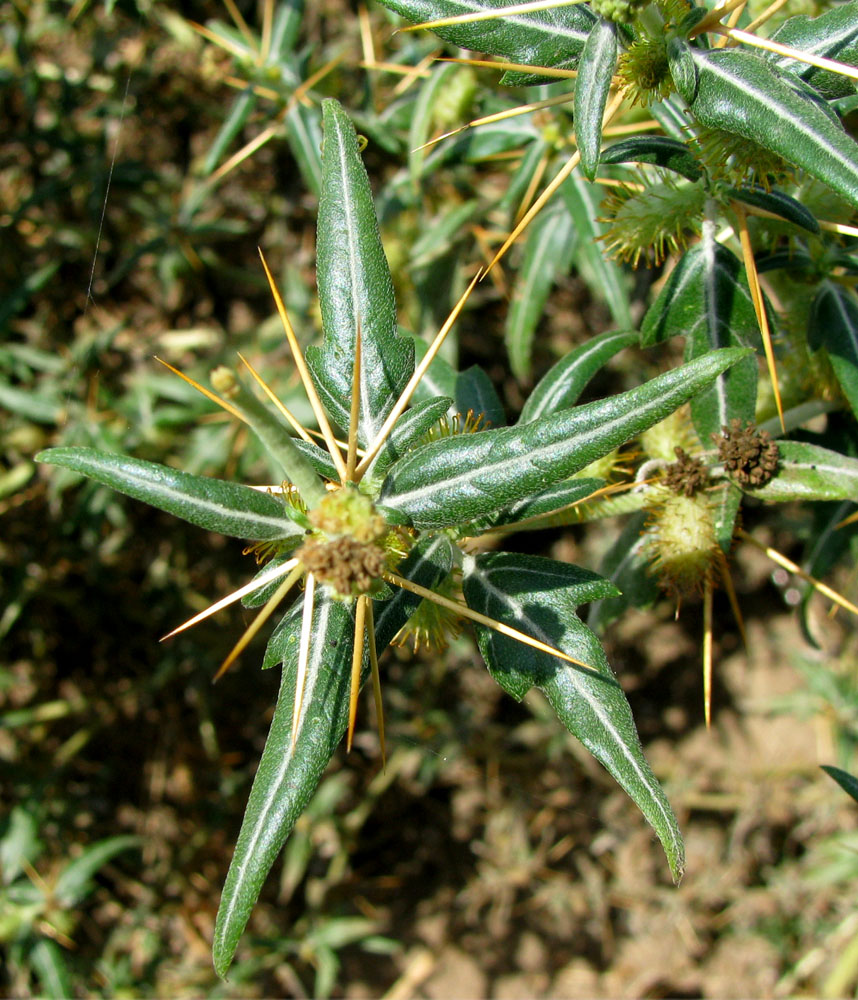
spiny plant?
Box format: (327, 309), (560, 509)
(38, 99), (749, 975)
(376, 0), (858, 413)
(373, 0), (858, 697)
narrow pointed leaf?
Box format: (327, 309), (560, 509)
(203, 88), (257, 177)
(727, 185), (820, 234)
(409, 334), (505, 426)
(380, 348), (749, 528)
(36, 447), (301, 541)
(809, 281), (858, 419)
(474, 477), (604, 532)
(798, 499), (858, 646)
(364, 397), (453, 484)
(454, 365), (506, 427)
(243, 556), (303, 609)
(267, 0), (304, 60)
(55, 835), (142, 907)
(506, 200), (579, 380)
(575, 19), (618, 181)
(713, 480), (743, 554)
(600, 136), (703, 181)
(499, 136), (550, 214)
(519, 328), (637, 423)
(667, 37), (698, 105)
(767, 1), (858, 78)
(463, 552), (684, 881)
(747, 440), (858, 501)
(373, 534), (456, 648)
(821, 764), (858, 805)
(561, 173), (632, 330)
(409, 62), (463, 185)
(29, 939), (72, 1000)
(285, 102), (323, 199)
(376, 0), (596, 76)
(229, 381), (326, 506)
(680, 48), (858, 209)
(308, 99), (414, 444)
(641, 238), (759, 442)
(292, 437), (340, 481)
(651, 94), (695, 140)
(213, 593), (356, 978)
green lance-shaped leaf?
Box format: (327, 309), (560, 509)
(225, 372), (327, 507)
(36, 447), (302, 541)
(821, 764), (858, 805)
(726, 186), (820, 234)
(363, 397), (453, 485)
(505, 200), (579, 380)
(213, 592), (357, 978)
(376, 0), (596, 79)
(575, 19), (618, 181)
(766, 1), (858, 79)
(809, 281), (858, 419)
(641, 236), (759, 443)
(519, 328), (638, 423)
(243, 556), (305, 609)
(561, 173), (632, 330)
(308, 99), (414, 445)
(747, 440), (858, 502)
(373, 534), (456, 648)
(454, 365), (506, 427)
(667, 35), (699, 104)
(474, 477), (605, 533)
(409, 61), (462, 186)
(29, 939), (73, 1000)
(54, 835), (142, 907)
(286, 102), (324, 199)
(203, 87), (257, 177)
(600, 136), (703, 181)
(380, 347), (750, 529)
(409, 334), (506, 426)
(677, 47), (858, 210)
(713, 480), (743, 555)
(463, 552), (684, 881)
(798, 499), (858, 647)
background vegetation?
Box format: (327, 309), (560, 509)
(3, 0), (858, 995)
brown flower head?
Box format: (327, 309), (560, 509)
(713, 419), (779, 488)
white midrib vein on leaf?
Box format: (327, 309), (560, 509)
(115, 465), (296, 536)
(334, 130), (380, 444)
(386, 396), (663, 511)
(522, 330), (631, 423)
(701, 222), (733, 430)
(424, 0), (590, 42)
(217, 594), (334, 935)
(771, 11), (858, 70)
(781, 458), (858, 480)
(465, 556), (681, 843)
(695, 50), (854, 172)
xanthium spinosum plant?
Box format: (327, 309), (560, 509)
(371, 0), (858, 716)
(39, 100), (751, 977)
(378, 0), (858, 414)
